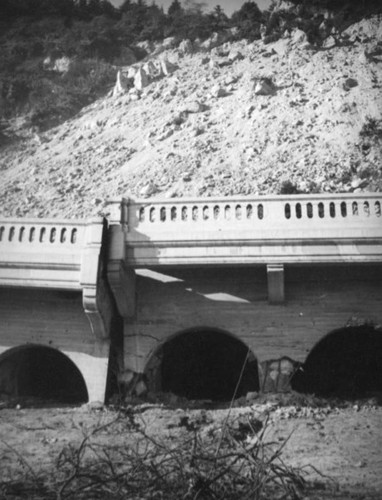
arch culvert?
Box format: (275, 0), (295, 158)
(292, 325), (382, 399)
(148, 329), (259, 402)
(0, 345), (88, 404)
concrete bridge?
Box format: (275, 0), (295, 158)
(1, 193), (381, 403)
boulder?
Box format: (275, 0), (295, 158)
(364, 42), (382, 63)
(291, 28), (308, 45)
(211, 84), (227, 98)
(270, 38), (290, 56)
(53, 56), (71, 73)
(254, 78), (276, 96)
(183, 100), (208, 113)
(143, 61), (157, 78)
(201, 32), (226, 51)
(162, 37), (177, 49)
(160, 59), (178, 76)
(134, 67), (149, 91)
(228, 49), (244, 62)
(112, 70), (129, 97)
(209, 59), (219, 70)
(140, 182), (158, 197)
(135, 40), (154, 55)
(127, 66), (138, 79)
(178, 39), (193, 55)
(343, 77), (358, 91)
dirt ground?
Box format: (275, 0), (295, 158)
(1, 397), (381, 499)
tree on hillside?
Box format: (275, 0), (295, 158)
(231, 0), (263, 40)
(209, 4), (229, 31)
(231, 1), (262, 23)
(139, 1), (166, 40)
(119, 0), (132, 11)
(168, 0), (182, 19)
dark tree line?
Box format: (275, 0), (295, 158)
(0, 0), (379, 131)
(0, 0), (266, 42)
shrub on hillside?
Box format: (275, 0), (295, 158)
(29, 59), (115, 128)
(360, 116), (382, 142)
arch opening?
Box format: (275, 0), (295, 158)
(0, 345), (88, 405)
(146, 329), (259, 402)
(292, 325), (382, 398)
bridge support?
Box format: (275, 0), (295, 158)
(267, 264), (285, 304)
(66, 345), (110, 403)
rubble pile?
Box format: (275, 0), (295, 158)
(0, 16), (381, 219)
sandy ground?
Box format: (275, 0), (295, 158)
(0, 400), (381, 499)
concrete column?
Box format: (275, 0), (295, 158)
(267, 264), (285, 304)
(67, 343), (110, 403)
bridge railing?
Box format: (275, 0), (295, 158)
(110, 194), (382, 241)
(0, 219), (87, 248)
(0, 218), (103, 289)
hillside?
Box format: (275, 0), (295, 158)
(0, 14), (381, 219)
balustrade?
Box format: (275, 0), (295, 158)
(135, 201), (266, 225)
(0, 221), (85, 247)
(126, 194), (382, 234)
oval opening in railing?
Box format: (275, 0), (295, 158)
(307, 203), (313, 219)
(341, 202), (347, 217)
(39, 227), (46, 243)
(203, 206), (209, 220)
(375, 201), (381, 217)
(160, 207), (166, 222)
(363, 201), (370, 216)
(9, 226), (15, 242)
(225, 205), (231, 220)
(29, 227), (35, 242)
(0, 226), (4, 241)
(257, 204), (264, 220)
(149, 207), (155, 223)
(284, 203), (291, 219)
(235, 205), (242, 220)
(246, 204), (253, 219)
(352, 201), (358, 216)
(50, 228), (56, 243)
(171, 207), (177, 221)
(60, 228), (67, 243)
(71, 228), (77, 244)
(295, 203), (302, 219)
(330, 202), (336, 218)
(318, 202), (324, 218)
(139, 207), (145, 222)
(182, 206), (188, 221)
(19, 227), (25, 242)
(214, 205), (220, 220)
(192, 206), (198, 221)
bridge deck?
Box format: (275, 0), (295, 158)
(107, 194), (382, 266)
(0, 218), (103, 289)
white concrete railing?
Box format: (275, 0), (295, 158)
(0, 218), (103, 289)
(107, 194), (382, 265)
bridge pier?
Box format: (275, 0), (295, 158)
(66, 345), (110, 403)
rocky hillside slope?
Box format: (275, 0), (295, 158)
(0, 16), (381, 219)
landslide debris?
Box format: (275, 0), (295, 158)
(0, 15), (381, 219)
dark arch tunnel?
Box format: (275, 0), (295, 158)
(146, 328), (259, 402)
(0, 345), (88, 404)
(292, 325), (382, 398)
